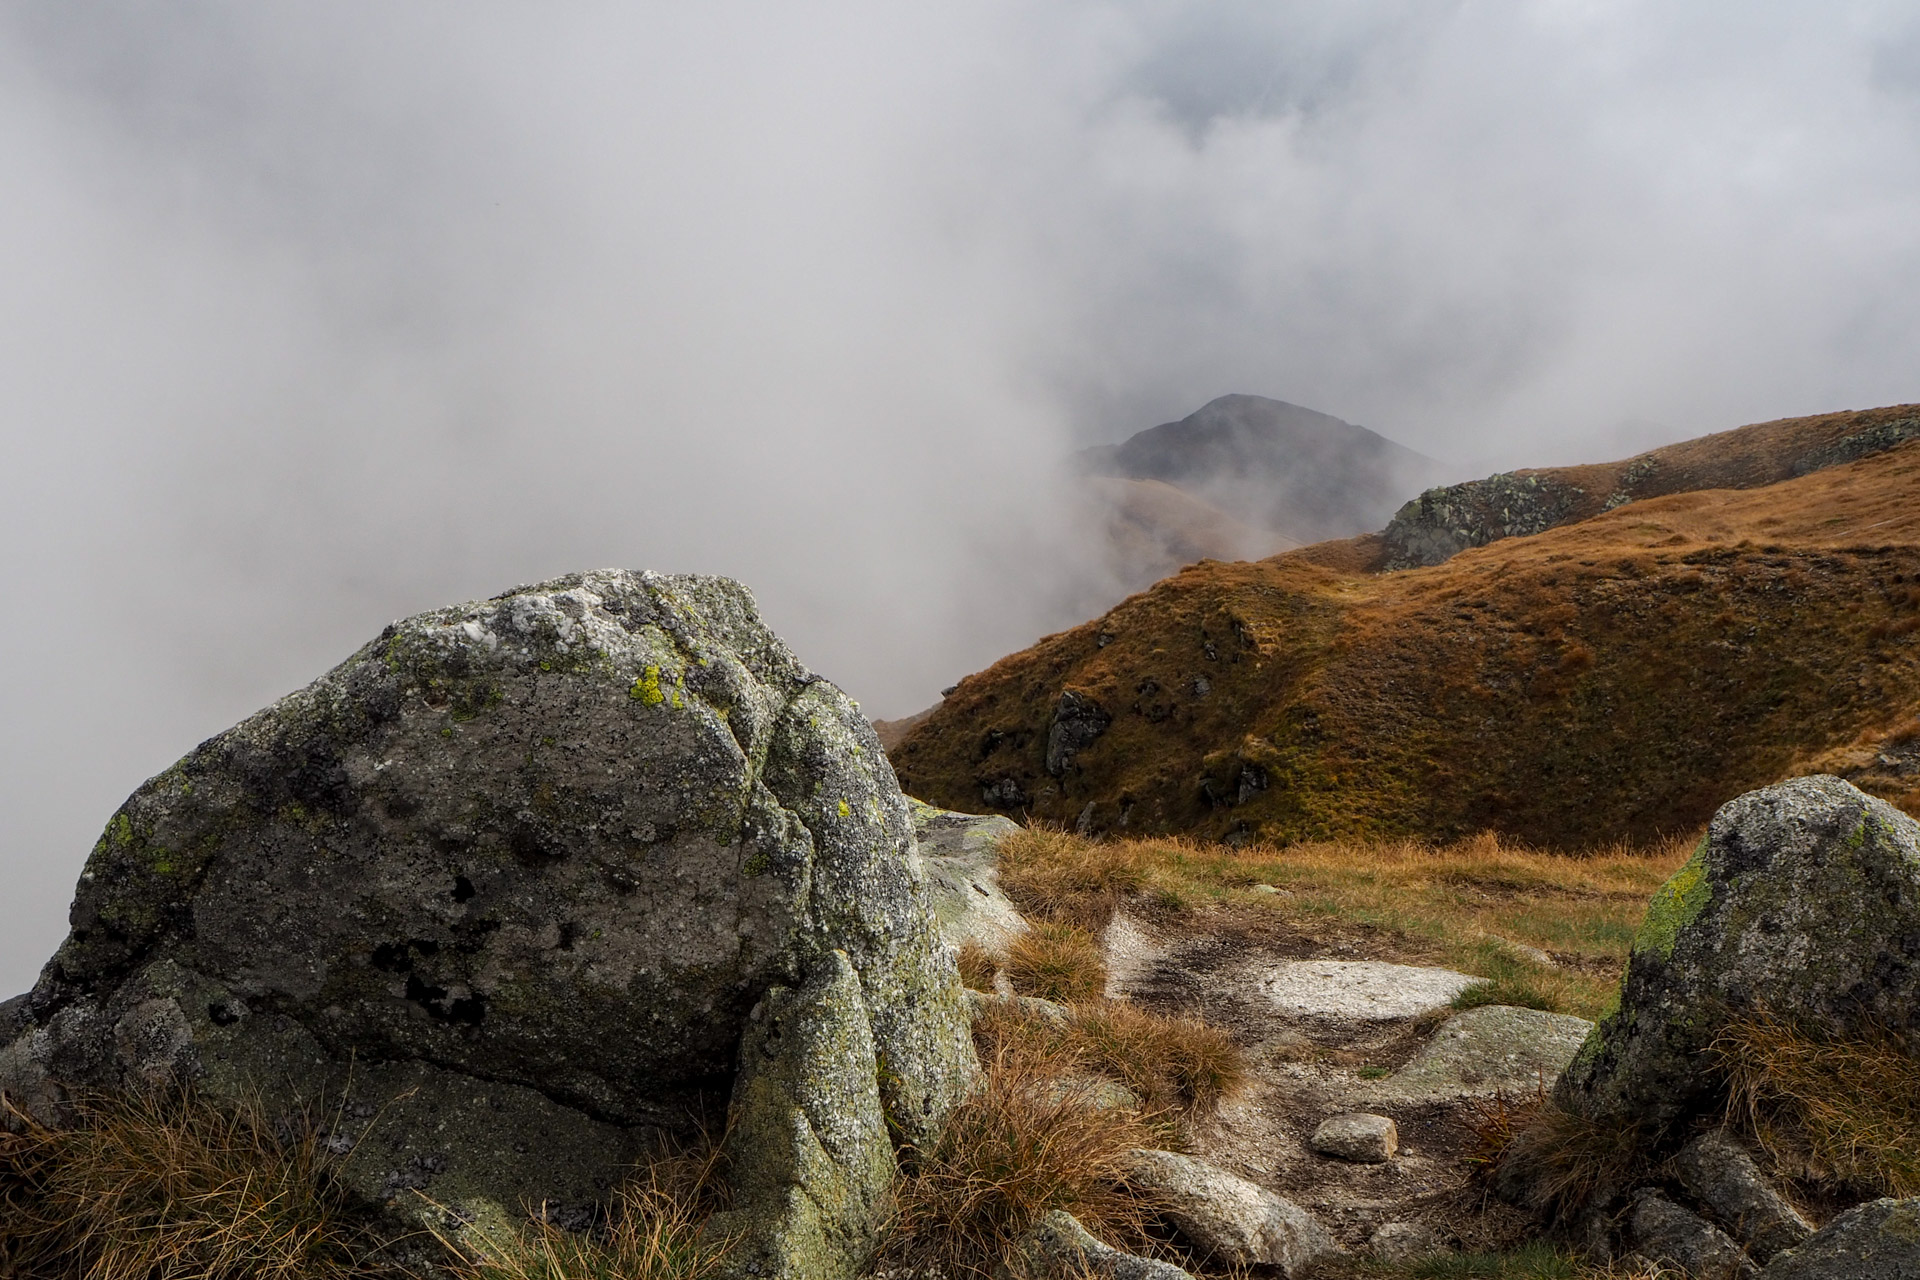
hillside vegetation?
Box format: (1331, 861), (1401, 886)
(893, 410), (1920, 848)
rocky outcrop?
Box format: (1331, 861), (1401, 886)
(1552, 776), (1920, 1139)
(1123, 1149), (1340, 1276)
(0, 570), (975, 1230)
(1381, 471), (1586, 570)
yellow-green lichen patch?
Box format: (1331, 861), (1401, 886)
(1633, 839), (1712, 962)
(630, 665), (666, 706)
(837, 799), (851, 818)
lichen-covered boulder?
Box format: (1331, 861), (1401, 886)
(708, 951), (894, 1280)
(1122, 1149), (1340, 1277)
(1759, 1198), (1920, 1280)
(0, 570), (975, 1223)
(1552, 775), (1920, 1139)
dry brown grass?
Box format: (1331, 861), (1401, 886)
(0, 1089), (385, 1280)
(1001, 921), (1109, 1004)
(996, 826), (1690, 1020)
(1712, 1010), (1920, 1198)
(894, 416), (1920, 852)
(957, 938), (1000, 992)
(879, 1051), (1172, 1280)
(439, 1140), (735, 1280)
(972, 995), (1245, 1119)
(1492, 1101), (1647, 1222)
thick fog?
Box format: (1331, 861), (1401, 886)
(5, 1), (1920, 993)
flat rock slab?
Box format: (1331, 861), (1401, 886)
(1258, 961), (1486, 1022)
(1368, 1005), (1593, 1102)
(909, 800), (1028, 951)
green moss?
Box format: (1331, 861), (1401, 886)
(1633, 839), (1712, 962)
(108, 812), (135, 848)
(630, 666), (665, 706)
(744, 851), (771, 877)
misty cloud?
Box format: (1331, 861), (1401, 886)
(4, 1), (1920, 992)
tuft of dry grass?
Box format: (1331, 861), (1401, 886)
(971, 995), (1246, 1120)
(1492, 1101), (1646, 1222)
(439, 1142), (735, 1280)
(1001, 921), (1109, 1004)
(0, 1088), (384, 1280)
(957, 938), (1000, 992)
(997, 825), (1691, 1021)
(1712, 1010), (1920, 1197)
(879, 1051), (1169, 1280)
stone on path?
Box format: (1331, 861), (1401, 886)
(1124, 1148), (1341, 1277)
(1310, 1112), (1398, 1163)
(1371, 1222), (1448, 1264)
(1758, 1198), (1920, 1280)
(1258, 960), (1486, 1022)
(1673, 1130), (1813, 1264)
(1631, 1190), (1759, 1280)
(1368, 1005), (1594, 1102)
(1006, 1210), (1195, 1279)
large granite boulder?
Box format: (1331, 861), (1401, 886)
(0, 570), (975, 1229)
(1551, 776), (1920, 1140)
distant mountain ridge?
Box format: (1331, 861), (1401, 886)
(1075, 394), (1443, 545)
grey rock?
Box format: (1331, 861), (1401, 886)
(1369, 1005), (1593, 1102)
(1259, 959), (1487, 1022)
(1311, 1112), (1398, 1163)
(1045, 690), (1111, 777)
(1674, 1130), (1813, 1263)
(909, 799), (1028, 952)
(1554, 777), (1920, 1140)
(707, 951), (894, 1280)
(1124, 1148), (1341, 1276)
(966, 988), (1074, 1032)
(1372, 1222), (1447, 1264)
(1382, 471), (1586, 570)
(1004, 1209), (1195, 1279)
(0, 570), (976, 1227)
(1760, 1197), (1920, 1280)
(1631, 1190), (1759, 1280)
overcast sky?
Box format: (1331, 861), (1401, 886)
(5, 1), (1920, 994)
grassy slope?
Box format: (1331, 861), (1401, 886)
(893, 431), (1920, 849)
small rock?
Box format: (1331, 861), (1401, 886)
(964, 988), (1074, 1032)
(1005, 1209), (1195, 1279)
(1250, 884), (1293, 896)
(1311, 1113), (1398, 1163)
(1673, 1130), (1813, 1263)
(1371, 1222), (1447, 1264)
(1259, 960), (1487, 1022)
(1631, 1189), (1759, 1280)
(1124, 1149), (1341, 1277)
(1042, 1075), (1142, 1114)
(1758, 1197), (1920, 1280)
(1486, 935), (1555, 967)
(1368, 1005), (1593, 1102)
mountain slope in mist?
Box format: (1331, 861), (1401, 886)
(892, 404), (1920, 849)
(1076, 394), (1443, 546)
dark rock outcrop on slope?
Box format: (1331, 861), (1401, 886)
(1382, 405), (1920, 569)
(0, 570), (975, 1233)
(1076, 394), (1441, 545)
